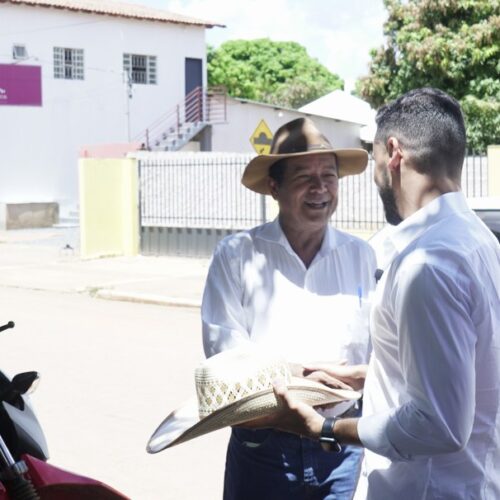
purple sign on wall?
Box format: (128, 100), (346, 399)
(0, 64), (42, 106)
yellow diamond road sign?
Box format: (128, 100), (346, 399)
(250, 119), (273, 154)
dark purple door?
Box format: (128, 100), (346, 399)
(185, 58), (202, 122)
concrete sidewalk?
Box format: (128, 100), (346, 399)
(0, 226), (211, 308)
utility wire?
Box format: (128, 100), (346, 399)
(0, 52), (127, 77)
(0, 19), (109, 38)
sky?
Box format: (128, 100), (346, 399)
(134, 0), (388, 91)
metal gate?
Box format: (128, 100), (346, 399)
(138, 152), (265, 257)
(138, 151), (488, 257)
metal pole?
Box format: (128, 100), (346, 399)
(125, 71), (133, 142)
(137, 160), (142, 254)
(260, 194), (267, 224)
(224, 90), (227, 122)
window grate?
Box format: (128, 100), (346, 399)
(54, 47), (84, 80)
(124, 53), (157, 85)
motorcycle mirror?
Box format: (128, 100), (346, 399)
(11, 372), (40, 395)
(0, 372), (40, 410)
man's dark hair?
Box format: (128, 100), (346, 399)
(268, 158), (288, 186)
(375, 88), (466, 179)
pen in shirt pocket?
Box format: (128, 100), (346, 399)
(357, 285), (362, 308)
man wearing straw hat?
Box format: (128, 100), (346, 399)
(201, 117), (377, 499)
(250, 88), (500, 499)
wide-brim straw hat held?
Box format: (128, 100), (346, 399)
(147, 346), (360, 453)
(242, 117), (369, 194)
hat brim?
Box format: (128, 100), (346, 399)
(242, 149), (369, 195)
(147, 377), (360, 453)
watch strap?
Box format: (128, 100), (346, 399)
(319, 417), (342, 453)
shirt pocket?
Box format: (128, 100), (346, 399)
(339, 296), (372, 364)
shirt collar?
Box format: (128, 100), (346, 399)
(384, 191), (471, 260)
(257, 218), (338, 258)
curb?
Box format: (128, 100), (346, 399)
(94, 289), (201, 309)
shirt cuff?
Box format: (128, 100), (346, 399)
(358, 409), (403, 460)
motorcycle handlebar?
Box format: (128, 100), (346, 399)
(0, 321), (15, 333)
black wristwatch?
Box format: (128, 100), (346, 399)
(319, 417), (342, 453)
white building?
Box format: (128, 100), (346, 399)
(211, 96), (364, 153)
(0, 0), (222, 223)
(299, 89), (377, 144)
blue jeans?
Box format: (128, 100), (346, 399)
(223, 428), (363, 500)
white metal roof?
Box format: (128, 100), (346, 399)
(299, 89), (376, 128)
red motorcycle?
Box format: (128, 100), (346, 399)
(0, 321), (129, 500)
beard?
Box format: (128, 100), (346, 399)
(378, 184), (402, 225)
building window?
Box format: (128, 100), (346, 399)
(123, 53), (157, 84)
(53, 47), (84, 80)
(12, 44), (28, 60)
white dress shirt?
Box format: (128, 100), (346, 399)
(356, 192), (500, 500)
(202, 218), (376, 367)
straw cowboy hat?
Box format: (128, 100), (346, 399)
(147, 346), (360, 453)
(242, 117), (369, 194)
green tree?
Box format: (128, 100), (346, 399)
(208, 39), (343, 109)
(357, 0), (500, 151)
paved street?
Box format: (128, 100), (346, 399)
(0, 228), (229, 499)
(0, 227), (210, 307)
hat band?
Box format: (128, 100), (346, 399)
(276, 143), (332, 154)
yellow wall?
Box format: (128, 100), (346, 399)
(79, 158), (139, 258)
(487, 145), (500, 197)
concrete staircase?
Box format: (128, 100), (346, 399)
(152, 121), (207, 151)
(134, 86), (226, 152)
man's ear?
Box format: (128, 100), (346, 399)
(386, 137), (402, 172)
(268, 177), (279, 200)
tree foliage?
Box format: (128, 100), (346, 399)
(207, 39), (343, 109)
(357, 0), (500, 151)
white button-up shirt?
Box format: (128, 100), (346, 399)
(202, 218), (376, 367)
(356, 192), (500, 500)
